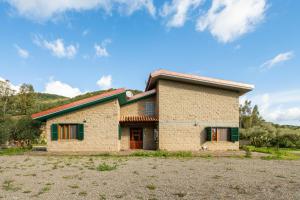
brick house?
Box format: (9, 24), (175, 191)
(32, 69), (254, 152)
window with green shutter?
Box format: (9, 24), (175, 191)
(118, 125), (122, 140)
(206, 127), (212, 141)
(230, 127), (239, 142)
(77, 124), (84, 141)
(51, 124), (58, 141)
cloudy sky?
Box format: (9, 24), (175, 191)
(0, 0), (299, 125)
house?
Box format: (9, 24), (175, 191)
(32, 69), (254, 152)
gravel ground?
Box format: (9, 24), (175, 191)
(0, 155), (299, 200)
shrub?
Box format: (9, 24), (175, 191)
(276, 134), (300, 148)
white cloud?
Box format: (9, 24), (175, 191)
(44, 78), (82, 98)
(82, 29), (89, 36)
(33, 36), (78, 58)
(261, 51), (294, 69)
(196, 0), (267, 43)
(0, 77), (21, 93)
(244, 89), (300, 125)
(14, 44), (29, 58)
(97, 75), (112, 89)
(95, 44), (109, 57)
(160, 0), (203, 28)
(94, 39), (112, 57)
(6, 0), (156, 21)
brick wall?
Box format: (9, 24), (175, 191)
(157, 79), (240, 151)
(46, 99), (120, 152)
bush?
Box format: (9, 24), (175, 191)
(276, 134), (300, 148)
(0, 117), (14, 145)
(0, 116), (41, 146)
(241, 124), (300, 149)
(10, 116), (41, 146)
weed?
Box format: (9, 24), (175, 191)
(212, 175), (222, 179)
(133, 170), (139, 175)
(68, 184), (79, 189)
(173, 192), (187, 198)
(99, 193), (106, 200)
(2, 180), (20, 191)
(96, 162), (117, 171)
(114, 193), (126, 198)
(78, 191), (87, 196)
(23, 190), (31, 193)
(23, 173), (36, 177)
(243, 146), (252, 158)
(275, 175), (286, 179)
(146, 184), (156, 190)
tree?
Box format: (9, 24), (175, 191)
(251, 105), (262, 126)
(16, 84), (35, 115)
(239, 100), (263, 128)
(0, 80), (16, 116)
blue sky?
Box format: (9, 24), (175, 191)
(0, 0), (299, 125)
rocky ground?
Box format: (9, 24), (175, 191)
(0, 155), (299, 200)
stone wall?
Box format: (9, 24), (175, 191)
(46, 99), (120, 152)
(157, 79), (240, 151)
(120, 96), (156, 116)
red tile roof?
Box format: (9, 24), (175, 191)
(120, 115), (158, 122)
(32, 88), (125, 120)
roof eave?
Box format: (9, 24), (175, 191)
(146, 74), (254, 95)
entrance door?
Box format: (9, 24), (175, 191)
(212, 128), (218, 141)
(130, 128), (143, 149)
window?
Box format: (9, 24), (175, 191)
(58, 124), (78, 140)
(145, 102), (155, 116)
(206, 127), (232, 142)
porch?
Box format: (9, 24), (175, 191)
(119, 116), (158, 151)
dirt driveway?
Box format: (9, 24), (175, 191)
(0, 155), (299, 200)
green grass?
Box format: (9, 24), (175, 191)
(0, 147), (31, 156)
(246, 146), (300, 160)
(130, 150), (193, 158)
(96, 162), (117, 171)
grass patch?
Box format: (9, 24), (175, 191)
(246, 146), (300, 160)
(146, 184), (156, 190)
(130, 151), (192, 158)
(2, 180), (20, 191)
(96, 162), (117, 171)
(0, 147), (31, 156)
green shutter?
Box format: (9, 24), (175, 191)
(51, 124), (58, 141)
(206, 127), (212, 141)
(77, 124), (84, 140)
(230, 127), (239, 142)
(118, 125), (122, 140)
